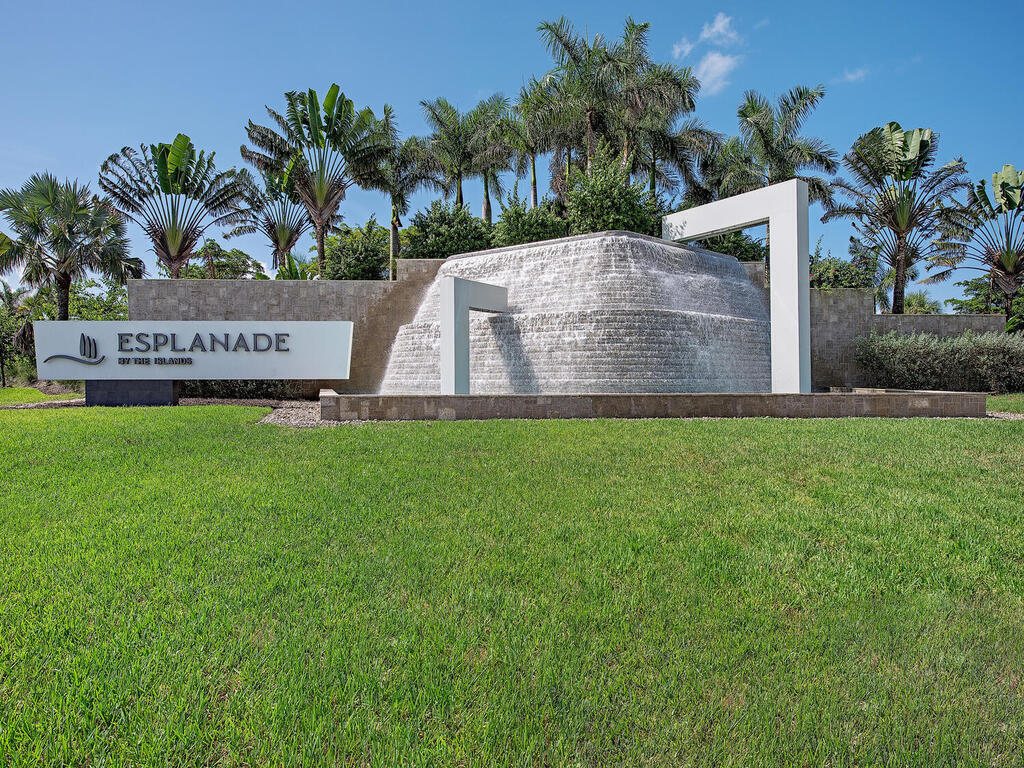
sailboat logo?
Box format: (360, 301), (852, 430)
(43, 333), (106, 365)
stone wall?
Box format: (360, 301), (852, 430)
(741, 263), (1004, 389)
(127, 259), (443, 396)
(809, 289), (1004, 389)
(127, 255), (1006, 395)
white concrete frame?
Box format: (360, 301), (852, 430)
(440, 276), (509, 394)
(661, 179), (811, 393)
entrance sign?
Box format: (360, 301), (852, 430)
(661, 179), (811, 394)
(34, 321), (353, 380)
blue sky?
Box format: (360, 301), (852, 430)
(2, 0), (1021, 307)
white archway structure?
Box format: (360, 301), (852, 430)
(440, 276), (509, 394)
(661, 179), (811, 393)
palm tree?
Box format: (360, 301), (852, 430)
(0, 174), (142, 320)
(903, 289), (941, 315)
(100, 134), (244, 278)
(931, 164), (1024, 326)
(420, 97), (476, 207)
(468, 94), (512, 224)
(242, 85), (395, 269)
(732, 85), (838, 204)
(379, 136), (436, 279)
(227, 171), (311, 269)
(824, 122), (968, 314)
(537, 16), (634, 171)
(507, 82), (553, 208)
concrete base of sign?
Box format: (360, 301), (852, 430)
(86, 379), (179, 407)
(319, 389), (986, 421)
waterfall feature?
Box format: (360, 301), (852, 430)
(380, 231), (771, 394)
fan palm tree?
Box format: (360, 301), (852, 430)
(100, 134), (243, 278)
(242, 85), (395, 269)
(379, 136), (437, 279)
(931, 164), (1024, 325)
(824, 122), (968, 314)
(0, 174), (142, 320)
(420, 97), (476, 207)
(226, 171), (311, 269)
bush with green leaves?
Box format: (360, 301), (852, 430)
(402, 201), (492, 259)
(855, 331), (1024, 393)
(491, 190), (567, 248)
(321, 218), (390, 280)
(162, 240), (267, 280)
(699, 231), (769, 262)
(564, 147), (661, 237)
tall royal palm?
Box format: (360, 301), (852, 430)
(243, 85), (395, 268)
(732, 85), (838, 205)
(379, 136), (436, 279)
(468, 94), (512, 224)
(507, 81), (553, 209)
(0, 174), (142, 320)
(932, 164), (1024, 325)
(420, 97), (475, 207)
(537, 16), (632, 171)
(227, 171), (311, 269)
(824, 122), (968, 314)
(100, 134), (245, 278)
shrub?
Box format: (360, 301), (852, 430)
(179, 379), (305, 399)
(855, 331), (1024, 393)
(402, 201), (492, 259)
(565, 146), (661, 237)
(321, 218), (390, 280)
(491, 190), (567, 247)
(700, 231), (769, 262)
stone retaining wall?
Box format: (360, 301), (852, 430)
(320, 389), (987, 421)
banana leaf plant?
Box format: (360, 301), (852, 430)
(933, 164), (1024, 328)
(100, 134), (246, 278)
(242, 84), (395, 269)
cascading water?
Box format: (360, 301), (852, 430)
(380, 231), (771, 394)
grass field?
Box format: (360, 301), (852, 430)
(989, 393), (1024, 413)
(2, 406), (1023, 766)
(0, 387), (80, 406)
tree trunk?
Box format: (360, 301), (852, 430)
(390, 204), (401, 282)
(649, 156), (657, 197)
(482, 173), (491, 224)
(892, 235), (908, 315)
(530, 155), (538, 209)
(207, 253), (216, 279)
(315, 224), (326, 273)
(585, 112), (596, 173)
(455, 176), (463, 208)
(1006, 290), (1017, 330)
(1, 347), (6, 388)
(621, 137), (631, 169)
(56, 273), (72, 321)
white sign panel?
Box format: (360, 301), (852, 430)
(34, 321), (353, 380)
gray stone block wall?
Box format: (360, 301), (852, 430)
(127, 259), (443, 395)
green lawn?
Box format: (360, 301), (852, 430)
(989, 393), (1024, 413)
(0, 387), (80, 406)
(2, 407), (1023, 766)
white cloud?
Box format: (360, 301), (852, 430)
(754, 18), (770, 29)
(700, 13), (739, 45)
(834, 67), (868, 84)
(672, 36), (694, 59)
(696, 51), (742, 95)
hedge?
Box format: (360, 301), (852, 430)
(855, 331), (1024, 393)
